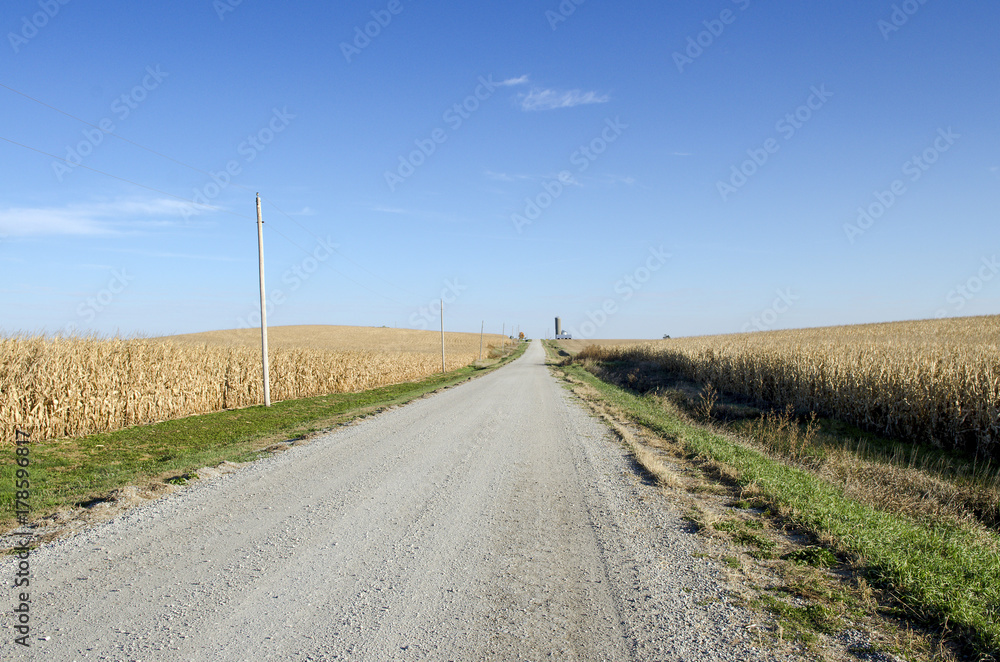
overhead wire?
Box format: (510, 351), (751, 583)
(0, 80), (258, 190)
(259, 195), (418, 297)
(1, 130), (412, 305)
(0, 135), (252, 219)
(262, 221), (411, 307)
(1, 80), (419, 305)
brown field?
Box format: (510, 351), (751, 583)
(165, 325), (502, 355)
(555, 339), (652, 355)
(1, 325), (507, 444)
(564, 316), (1000, 456)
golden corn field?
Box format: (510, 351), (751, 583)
(573, 315), (1000, 456)
(1, 325), (506, 444)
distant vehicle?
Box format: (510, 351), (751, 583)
(555, 333), (572, 339)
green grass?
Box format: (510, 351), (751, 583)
(782, 546), (839, 568)
(556, 359), (1000, 657)
(762, 595), (841, 641)
(1, 342), (528, 535)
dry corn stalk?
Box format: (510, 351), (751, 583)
(0, 326), (506, 444)
(576, 316), (1000, 456)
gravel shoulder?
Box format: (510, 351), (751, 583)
(2, 340), (783, 661)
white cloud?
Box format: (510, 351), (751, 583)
(601, 174), (636, 186)
(103, 248), (238, 262)
(519, 88), (610, 111)
(484, 170), (584, 187)
(484, 170), (535, 182)
(499, 75), (530, 87)
(0, 198), (188, 237)
(370, 205), (409, 214)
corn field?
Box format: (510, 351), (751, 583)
(575, 316), (1000, 456)
(1, 326), (500, 444)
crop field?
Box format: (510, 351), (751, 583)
(1, 325), (507, 444)
(568, 316), (1000, 457)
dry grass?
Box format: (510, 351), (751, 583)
(166, 325), (498, 356)
(740, 405), (1000, 532)
(574, 316), (1000, 458)
(553, 353), (1000, 657)
(1, 325), (505, 444)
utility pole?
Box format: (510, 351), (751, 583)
(479, 320), (484, 361)
(256, 194), (271, 407)
(440, 298), (445, 373)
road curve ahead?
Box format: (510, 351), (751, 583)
(3, 340), (775, 661)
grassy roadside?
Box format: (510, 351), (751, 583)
(544, 341), (999, 659)
(1, 341), (528, 538)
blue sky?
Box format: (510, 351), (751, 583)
(2, 0), (998, 340)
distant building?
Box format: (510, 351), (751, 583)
(554, 316), (572, 339)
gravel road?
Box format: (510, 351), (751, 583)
(3, 340), (780, 661)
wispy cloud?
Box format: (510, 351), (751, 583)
(102, 248), (239, 262)
(370, 205), (409, 214)
(519, 88), (610, 111)
(484, 170), (535, 183)
(483, 170), (585, 187)
(601, 174), (636, 186)
(0, 198), (189, 237)
(499, 75), (530, 87)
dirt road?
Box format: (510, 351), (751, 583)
(2, 340), (776, 661)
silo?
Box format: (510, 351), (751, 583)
(555, 317), (562, 336)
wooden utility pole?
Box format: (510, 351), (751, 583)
(256, 194), (271, 407)
(479, 320), (484, 360)
(440, 298), (445, 373)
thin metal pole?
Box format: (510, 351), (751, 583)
(440, 298), (445, 373)
(256, 194), (271, 407)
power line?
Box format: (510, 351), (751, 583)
(259, 195), (418, 298)
(1, 79), (418, 300)
(0, 135), (251, 219)
(263, 219), (411, 307)
(0, 80), (259, 194)
(2, 132), (415, 308)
